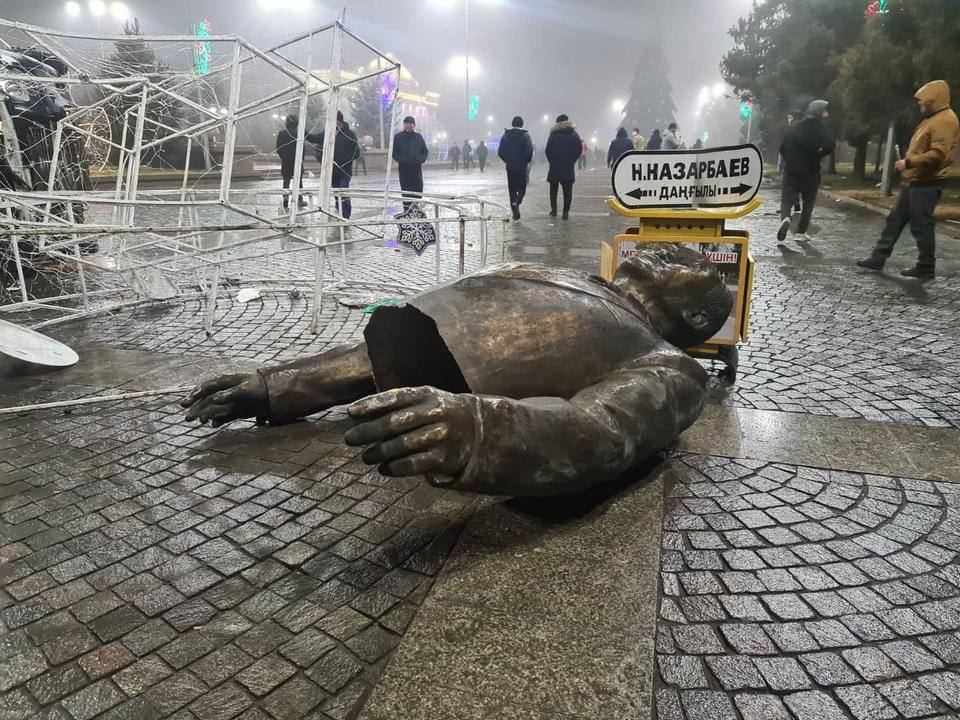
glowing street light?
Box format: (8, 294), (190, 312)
(712, 82), (725, 98)
(65, 1), (82, 16)
(611, 98), (625, 114)
(446, 55), (481, 79)
(88, 0), (106, 16)
(486, 114), (493, 123)
(109, 2), (129, 19)
(542, 114), (549, 123)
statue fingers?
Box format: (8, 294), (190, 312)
(380, 447), (449, 477)
(360, 423), (449, 465)
(344, 402), (445, 447)
(347, 387), (437, 420)
(181, 374), (243, 408)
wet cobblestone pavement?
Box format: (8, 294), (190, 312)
(4, 164), (960, 719)
(655, 455), (960, 720)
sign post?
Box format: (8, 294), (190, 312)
(610, 144), (763, 210)
(603, 143), (763, 382)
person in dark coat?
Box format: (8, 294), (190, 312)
(392, 116), (429, 209)
(777, 99), (833, 242)
(276, 115), (307, 209)
(449, 142), (461, 171)
(463, 140), (473, 170)
(498, 115), (534, 220)
(477, 141), (488, 172)
(646, 129), (662, 150)
(544, 114), (582, 219)
(307, 111), (360, 219)
(607, 127), (634, 168)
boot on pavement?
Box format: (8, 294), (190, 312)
(776, 217), (791, 242)
(856, 255), (885, 271)
(900, 266), (935, 279)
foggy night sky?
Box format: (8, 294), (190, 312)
(2, 0), (754, 142)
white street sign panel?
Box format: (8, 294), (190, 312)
(611, 144), (763, 209)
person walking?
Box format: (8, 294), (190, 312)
(307, 111), (360, 219)
(646, 129), (662, 150)
(662, 122), (683, 149)
(449, 142), (461, 171)
(607, 127), (634, 168)
(392, 115), (429, 210)
(498, 115), (534, 220)
(358, 142), (367, 175)
(632, 128), (646, 150)
(477, 140), (488, 172)
(578, 138), (589, 170)
(463, 140), (473, 170)
(776, 99), (833, 243)
(857, 80), (960, 278)
(544, 113), (582, 219)
(276, 115), (307, 209)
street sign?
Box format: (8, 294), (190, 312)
(611, 144), (763, 209)
(467, 95), (480, 121)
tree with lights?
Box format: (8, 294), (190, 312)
(349, 77), (394, 149)
(621, 36), (676, 138)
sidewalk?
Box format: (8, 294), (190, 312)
(3, 166), (960, 719)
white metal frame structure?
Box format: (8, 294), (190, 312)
(0, 17), (509, 334)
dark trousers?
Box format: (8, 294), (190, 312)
(874, 184), (941, 270)
(507, 169), (528, 207)
(549, 180), (572, 213)
(578, 155), (586, 170)
(281, 169), (304, 208)
(398, 163), (424, 210)
(332, 173), (352, 219)
(451, 158), (459, 171)
(779, 176), (818, 233)
(478, 158), (486, 172)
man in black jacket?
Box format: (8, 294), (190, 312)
(275, 115), (306, 209)
(498, 116), (534, 220)
(392, 116), (429, 209)
(307, 111), (360, 219)
(544, 114), (583, 219)
(778, 100), (833, 242)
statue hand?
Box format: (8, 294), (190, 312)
(180, 373), (268, 427)
(344, 387), (475, 478)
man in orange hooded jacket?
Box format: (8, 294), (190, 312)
(858, 80), (960, 278)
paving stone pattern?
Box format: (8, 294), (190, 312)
(656, 454), (960, 720)
(0, 398), (476, 719)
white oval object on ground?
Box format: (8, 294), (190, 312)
(0, 319), (79, 368)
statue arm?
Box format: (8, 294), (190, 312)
(447, 349), (707, 496)
(258, 342), (376, 425)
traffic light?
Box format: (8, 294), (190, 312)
(739, 99), (753, 120)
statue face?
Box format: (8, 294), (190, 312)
(612, 245), (732, 348)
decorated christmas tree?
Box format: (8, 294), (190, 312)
(621, 36), (676, 138)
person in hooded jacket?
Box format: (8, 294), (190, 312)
(646, 129), (662, 150)
(777, 99), (833, 242)
(306, 111), (360, 219)
(607, 127), (634, 168)
(858, 80), (960, 278)
(498, 115), (534, 220)
(275, 115), (307, 209)
(463, 140), (474, 170)
(544, 114), (583, 219)
(392, 116), (430, 209)
(662, 123), (684, 150)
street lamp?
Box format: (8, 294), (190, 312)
(543, 114), (549, 123)
(65, 1), (81, 16)
(88, 0), (106, 16)
(611, 98), (625, 114)
(486, 114), (493, 123)
(109, 2), (129, 19)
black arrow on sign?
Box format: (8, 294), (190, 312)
(626, 187), (647, 200)
(731, 182), (751, 194)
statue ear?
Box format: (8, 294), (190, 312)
(681, 308), (711, 331)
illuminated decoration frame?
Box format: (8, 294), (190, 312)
(0, 16), (509, 335)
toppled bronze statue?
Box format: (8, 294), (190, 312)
(182, 246), (732, 496)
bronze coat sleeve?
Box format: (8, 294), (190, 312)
(434, 349), (707, 497)
(258, 342), (376, 425)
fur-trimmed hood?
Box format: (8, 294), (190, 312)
(550, 120), (576, 134)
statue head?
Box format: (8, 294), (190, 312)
(612, 245), (733, 348)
